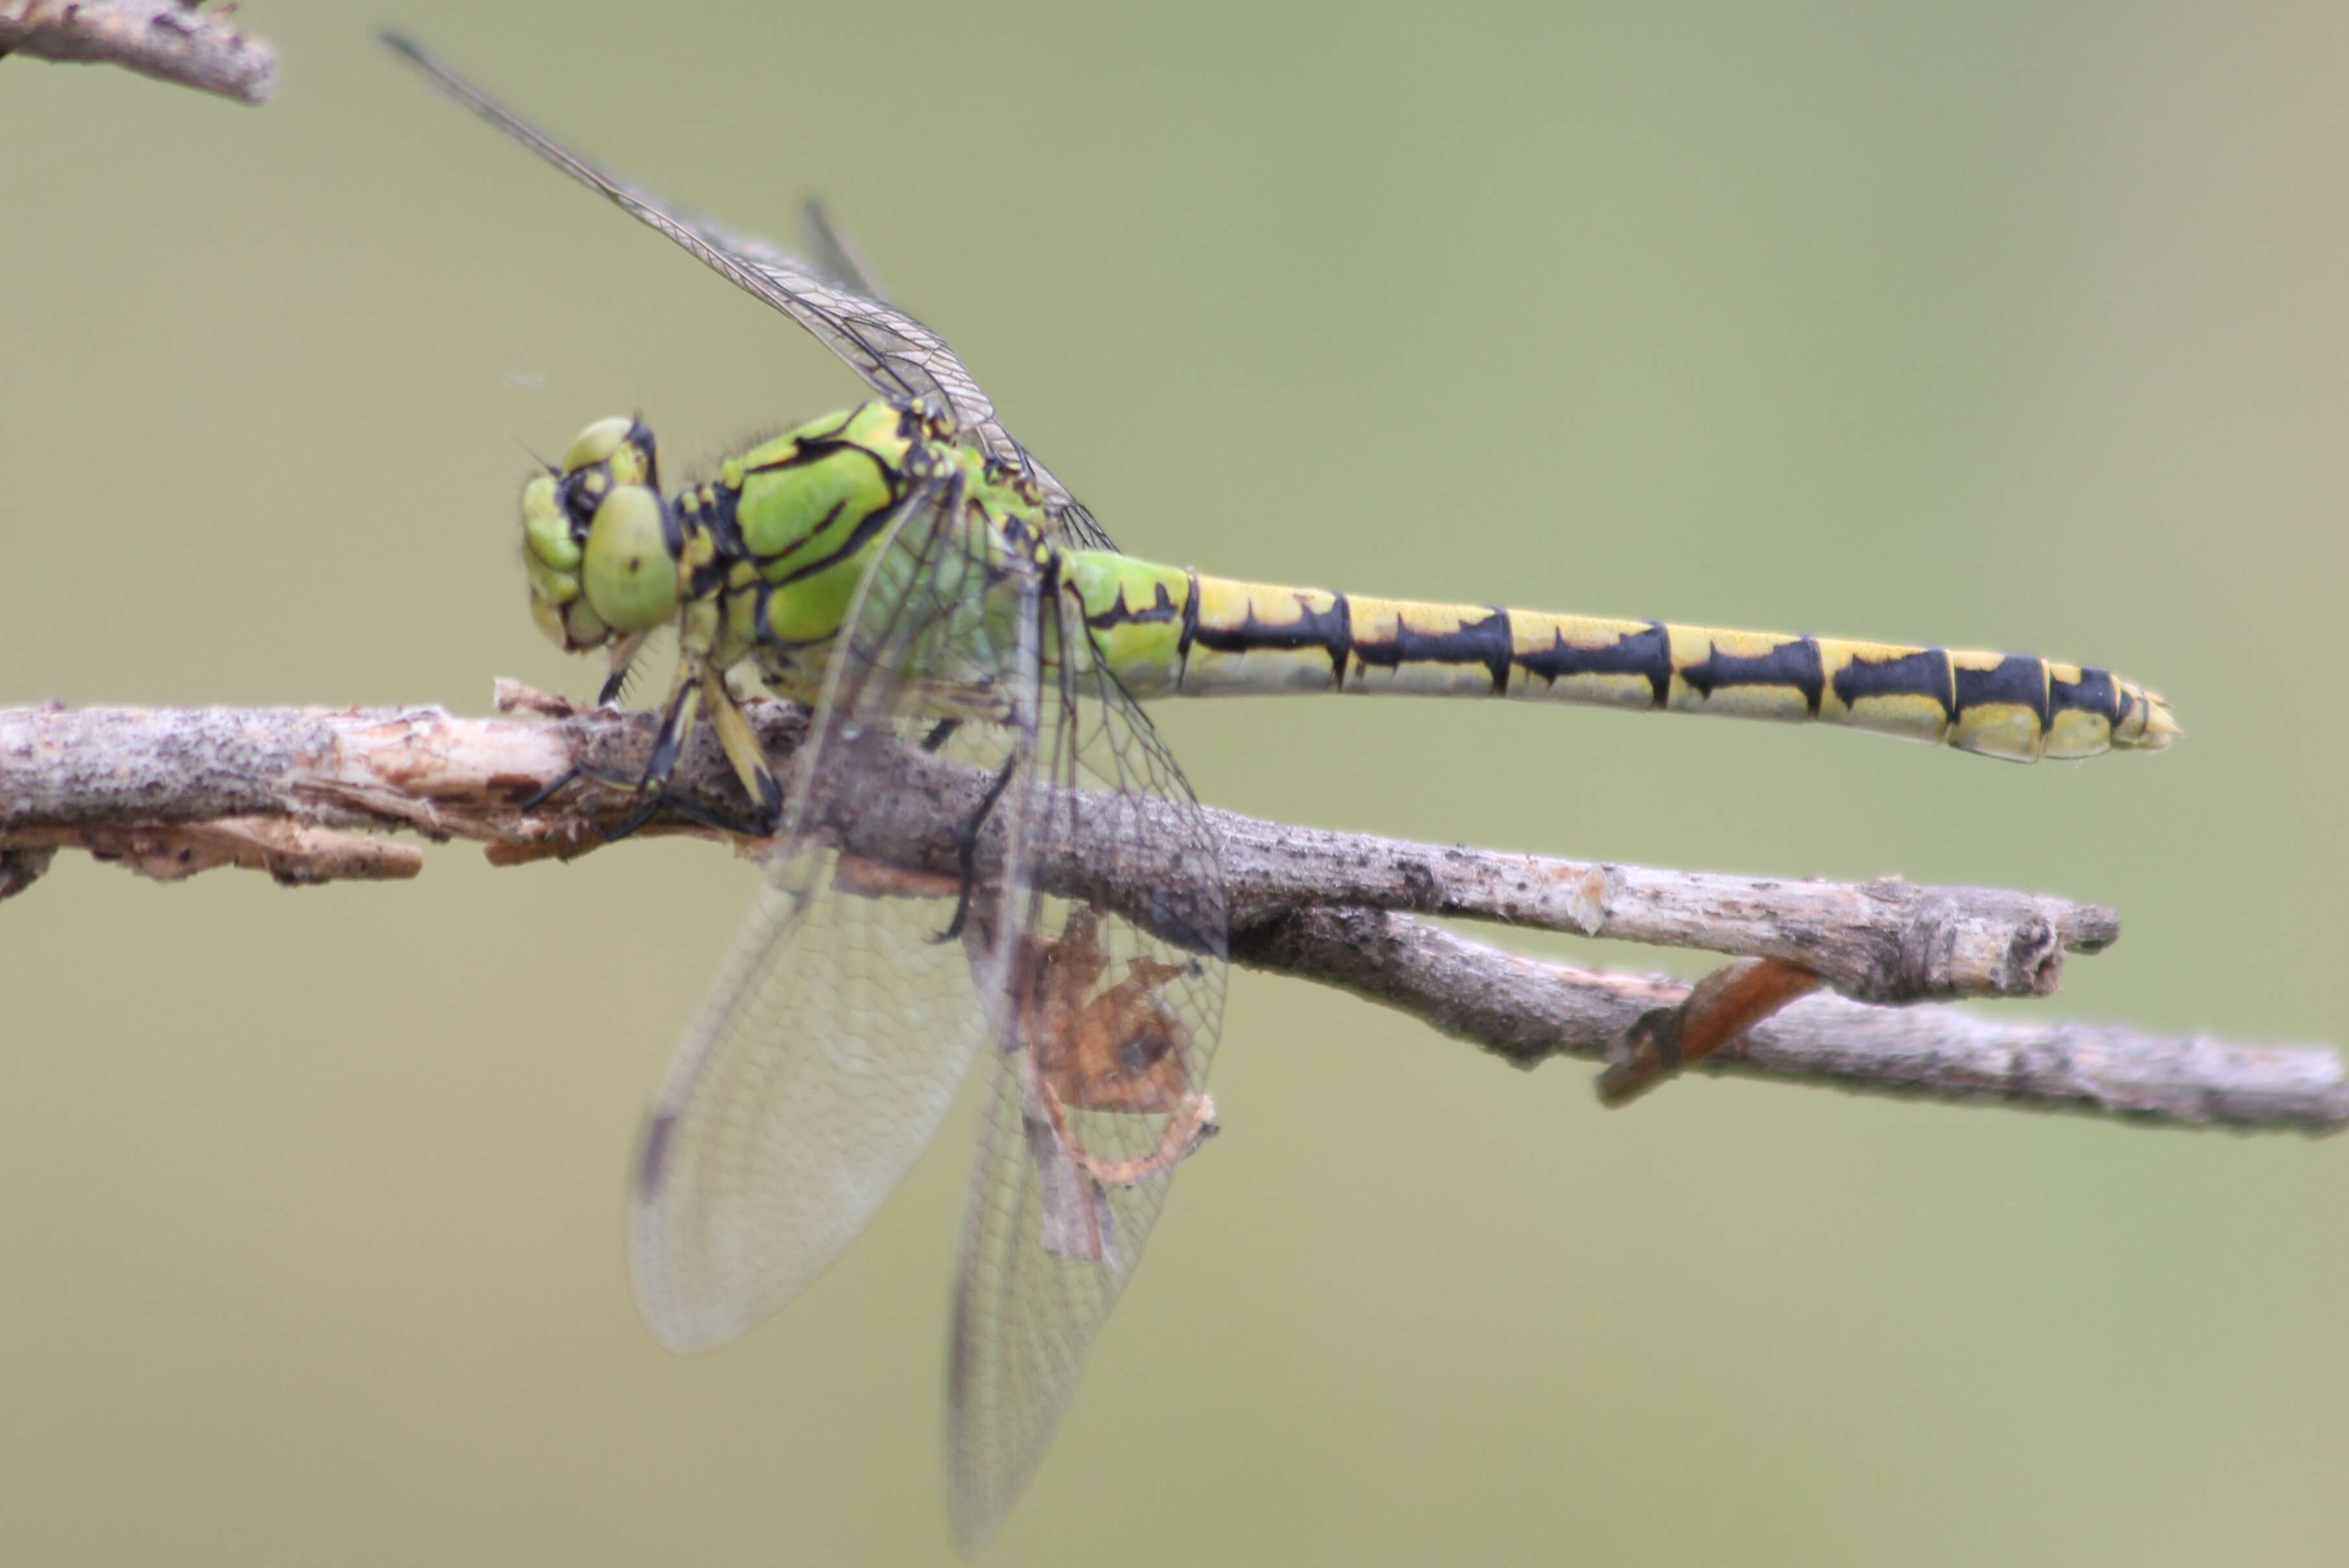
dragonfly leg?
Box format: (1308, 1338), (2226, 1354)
(578, 674), (702, 840)
(939, 753), (1018, 942)
(598, 796), (662, 841)
(526, 760), (767, 838)
(517, 764), (588, 814)
(701, 673), (785, 832)
(517, 757), (704, 822)
(636, 789), (776, 838)
(595, 631), (652, 707)
(560, 665), (784, 841)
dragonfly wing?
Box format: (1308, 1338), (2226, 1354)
(799, 197), (888, 299)
(629, 838), (991, 1351)
(629, 472), (1042, 1351)
(711, 232), (1116, 552)
(382, 33), (1117, 553)
(945, 584), (1230, 1549)
(1040, 495), (1118, 555)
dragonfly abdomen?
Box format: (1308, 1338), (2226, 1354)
(1072, 558), (2177, 761)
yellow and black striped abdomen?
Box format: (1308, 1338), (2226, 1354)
(1072, 559), (2176, 761)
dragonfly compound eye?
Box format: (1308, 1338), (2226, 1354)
(521, 471), (606, 651)
(561, 415), (630, 471)
(561, 416), (660, 487)
(581, 485), (681, 635)
(524, 419), (671, 652)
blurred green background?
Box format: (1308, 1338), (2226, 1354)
(5, 2), (2344, 1562)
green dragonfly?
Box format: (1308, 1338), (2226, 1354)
(384, 34), (2175, 1551)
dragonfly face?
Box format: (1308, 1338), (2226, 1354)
(521, 415), (677, 655)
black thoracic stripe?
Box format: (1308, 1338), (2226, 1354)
(1954, 654), (2052, 730)
(2047, 664), (2122, 724)
(1832, 646), (1954, 720)
(1176, 570), (1201, 662)
(739, 447), (831, 478)
(1679, 635), (1826, 715)
(1189, 588), (1354, 682)
(741, 432), (899, 486)
(1350, 605), (1509, 694)
(625, 419), (660, 492)
(675, 487), (732, 598)
(1085, 578), (1180, 631)
(702, 481), (745, 557)
(687, 554), (728, 599)
(737, 410), (860, 469)
(767, 498), (900, 589)
(1514, 620), (1672, 708)
(757, 498), (846, 571)
(731, 442), (903, 576)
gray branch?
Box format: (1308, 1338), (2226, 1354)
(3, 696), (2337, 1134)
(1237, 909), (2344, 1132)
(3, 1), (276, 104)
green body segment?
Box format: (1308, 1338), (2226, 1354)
(1067, 559), (2177, 763)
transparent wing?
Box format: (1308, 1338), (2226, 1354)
(382, 33), (1118, 554)
(628, 473), (1045, 1350)
(799, 197), (888, 301)
(630, 839), (984, 1351)
(945, 580), (1230, 1550)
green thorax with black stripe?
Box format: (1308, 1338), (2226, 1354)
(656, 401), (1042, 701)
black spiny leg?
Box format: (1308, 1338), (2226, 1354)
(598, 631), (652, 708)
(518, 765), (587, 814)
(595, 680), (700, 841)
(642, 790), (777, 838)
(939, 754), (1018, 942)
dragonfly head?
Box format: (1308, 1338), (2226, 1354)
(521, 416), (681, 653)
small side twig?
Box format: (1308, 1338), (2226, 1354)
(2, 695), (2337, 1134)
(0, 816), (421, 886)
(1237, 908), (2346, 1132)
(2, 1), (276, 105)
(1597, 956), (1825, 1106)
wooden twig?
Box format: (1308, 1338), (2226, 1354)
(2, 695), (2337, 1134)
(2, 1), (276, 105)
(0, 696), (2115, 1002)
(1236, 910), (2345, 1132)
